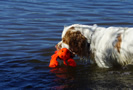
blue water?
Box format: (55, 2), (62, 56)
(0, 0), (133, 89)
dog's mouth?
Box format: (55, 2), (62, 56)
(55, 44), (75, 58)
(70, 51), (75, 58)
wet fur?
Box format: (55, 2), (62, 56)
(56, 24), (133, 68)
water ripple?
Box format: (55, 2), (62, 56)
(0, 0), (133, 89)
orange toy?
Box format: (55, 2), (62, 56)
(49, 48), (76, 68)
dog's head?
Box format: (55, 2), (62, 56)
(56, 25), (91, 58)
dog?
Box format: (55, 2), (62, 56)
(56, 24), (133, 68)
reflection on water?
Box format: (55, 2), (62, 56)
(49, 65), (133, 89)
(50, 67), (76, 89)
(0, 0), (133, 89)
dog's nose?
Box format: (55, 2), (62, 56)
(55, 44), (61, 50)
(55, 44), (58, 50)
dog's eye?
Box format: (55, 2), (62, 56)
(63, 38), (65, 42)
(62, 50), (63, 52)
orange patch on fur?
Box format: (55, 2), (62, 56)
(115, 34), (122, 53)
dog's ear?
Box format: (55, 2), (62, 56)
(63, 29), (89, 58)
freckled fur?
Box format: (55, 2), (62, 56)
(115, 34), (122, 53)
(56, 24), (133, 68)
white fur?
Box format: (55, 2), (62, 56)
(58, 24), (133, 68)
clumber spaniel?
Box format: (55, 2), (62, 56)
(56, 24), (133, 68)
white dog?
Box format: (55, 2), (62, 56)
(56, 24), (133, 68)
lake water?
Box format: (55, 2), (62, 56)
(0, 0), (133, 89)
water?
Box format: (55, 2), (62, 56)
(0, 0), (133, 89)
